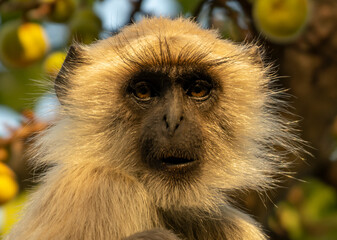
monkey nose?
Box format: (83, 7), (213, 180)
(163, 114), (184, 136)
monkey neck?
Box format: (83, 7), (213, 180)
(157, 207), (224, 238)
(157, 205), (265, 240)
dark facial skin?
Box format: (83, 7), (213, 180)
(125, 68), (218, 176)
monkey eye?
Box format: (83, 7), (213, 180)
(132, 82), (154, 101)
(187, 80), (212, 100)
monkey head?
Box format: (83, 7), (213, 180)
(52, 18), (297, 211)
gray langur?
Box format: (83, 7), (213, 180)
(5, 18), (301, 240)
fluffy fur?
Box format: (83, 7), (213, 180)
(5, 18), (300, 240)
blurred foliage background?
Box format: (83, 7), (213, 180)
(0, 0), (337, 239)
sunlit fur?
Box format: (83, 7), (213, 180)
(5, 18), (301, 240)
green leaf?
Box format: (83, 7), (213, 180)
(177, 0), (203, 14)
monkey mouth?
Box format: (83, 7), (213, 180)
(160, 157), (196, 169)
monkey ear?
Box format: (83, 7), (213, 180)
(246, 45), (263, 66)
(54, 44), (85, 104)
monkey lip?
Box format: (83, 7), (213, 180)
(160, 157), (196, 169)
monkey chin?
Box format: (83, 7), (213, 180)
(140, 155), (217, 211)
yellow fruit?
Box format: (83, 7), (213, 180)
(48, 0), (76, 23)
(0, 21), (49, 68)
(0, 163), (18, 205)
(253, 0), (310, 43)
(43, 51), (67, 76)
(0, 177), (18, 205)
(0, 163), (15, 178)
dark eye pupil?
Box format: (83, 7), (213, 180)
(139, 86), (149, 94)
(193, 86), (202, 93)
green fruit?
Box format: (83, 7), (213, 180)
(253, 0), (310, 43)
(278, 202), (303, 239)
(69, 9), (102, 44)
(48, 0), (76, 23)
(0, 21), (49, 68)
